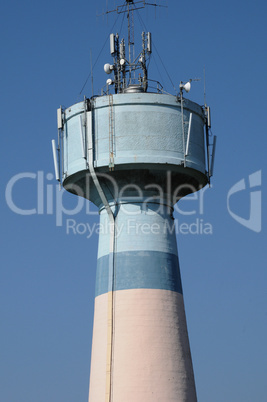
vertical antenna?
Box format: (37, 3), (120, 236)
(120, 38), (126, 88)
(204, 66), (207, 107)
(179, 86), (186, 166)
(52, 139), (60, 184)
(126, 0), (135, 83)
(203, 66), (211, 183)
(90, 49), (94, 97)
(127, 1), (131, 82)
(210, 135), (217, 177)
(54, 107), (63, 188)
(131, 3), (135, 79)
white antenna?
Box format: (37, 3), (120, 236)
(110, 33), (116, 55)
(179, 78), (200, 95)
(52, 140), (60, 182)
(57, 107), (63, 130)
(147, 31), (152, 53)
(185, 113), (192, 156)
(79, 116), (86, 159)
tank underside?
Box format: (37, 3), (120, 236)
(63, 165), (208, 207)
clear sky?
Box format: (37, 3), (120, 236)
(1, 1), (266, 401)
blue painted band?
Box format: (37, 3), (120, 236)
(95, 250), (183, 297)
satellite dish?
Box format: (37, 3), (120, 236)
(106, 78), (113, 86)
(104, 63), (113, 74)
(183, 82), (191, 93)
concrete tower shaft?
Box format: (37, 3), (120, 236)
(89, 201), (197, 401)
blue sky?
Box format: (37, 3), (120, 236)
(1, 1), (266, 401)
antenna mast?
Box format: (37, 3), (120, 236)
(103, 0), (166, 92)
(127, 0), (135, 82)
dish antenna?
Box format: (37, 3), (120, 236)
(180, 81), (191, 93)
(179, 78), (200, 95)
(104, 63), (113, 74)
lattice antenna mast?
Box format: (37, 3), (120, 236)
(127, 0), (135, 82)
(103, 0), (166, 92)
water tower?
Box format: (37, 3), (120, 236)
(52, 1), (216, 400)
